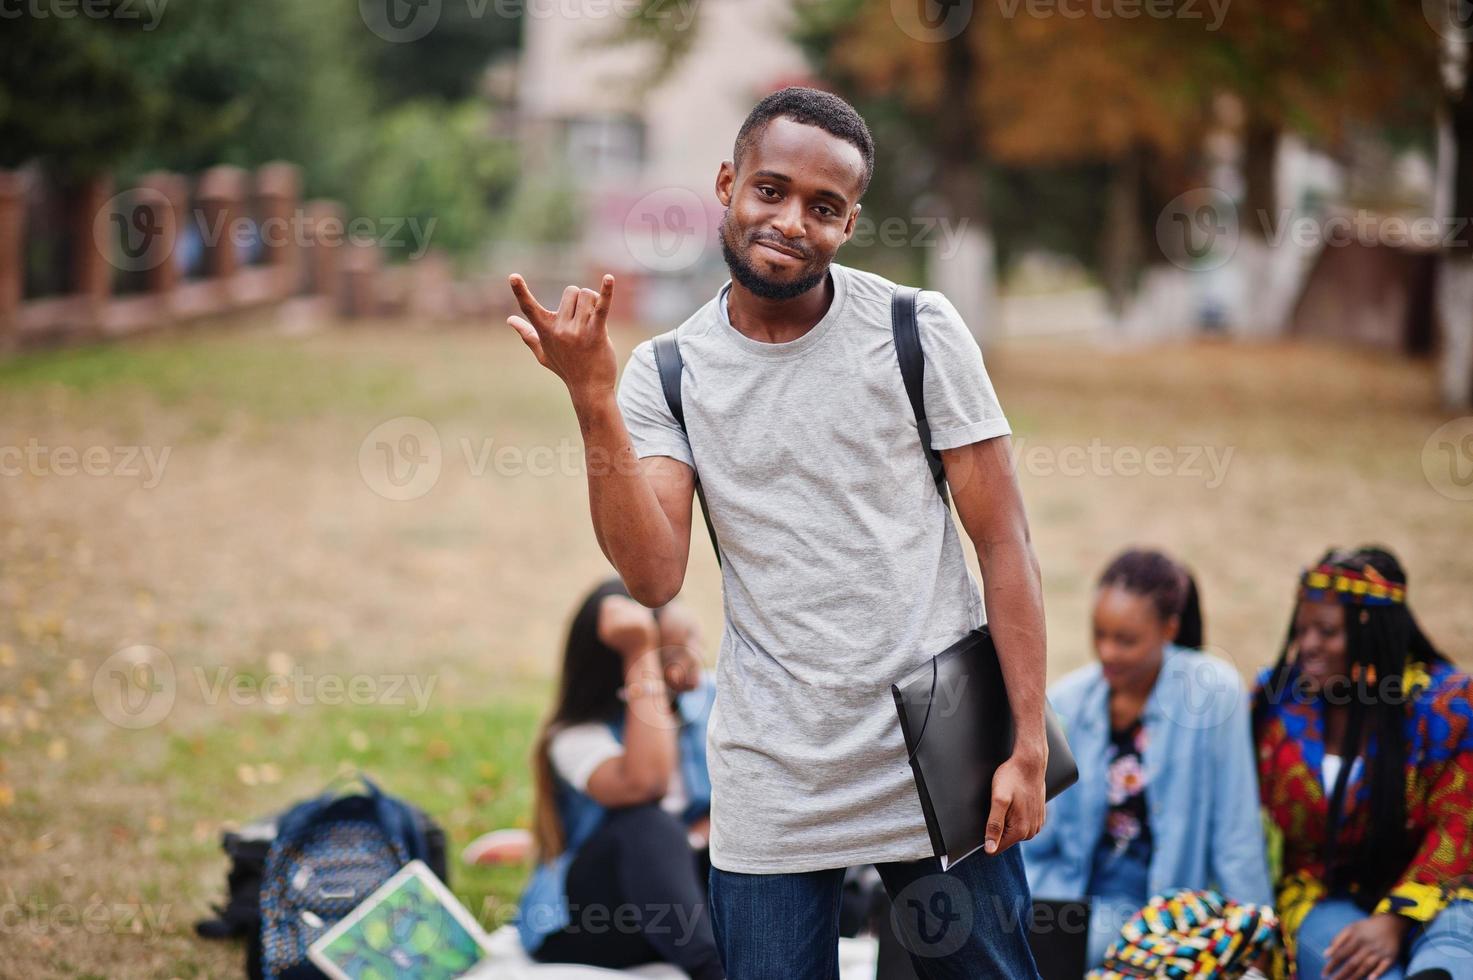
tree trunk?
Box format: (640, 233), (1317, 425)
(1243, 116), (1280, 242)
(1101, 146), (1143, 317)
(928, 29), (995, 343)
(1439, 85), (1473, 408)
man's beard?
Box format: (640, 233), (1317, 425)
(720, 211), (829, 301)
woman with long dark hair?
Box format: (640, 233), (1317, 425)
(1254, 546), (1473, 980)
(1024, 548), (1274, 969)
(515, 578), (724, 980)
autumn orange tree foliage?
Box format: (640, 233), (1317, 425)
(794, 0), (1447, 295)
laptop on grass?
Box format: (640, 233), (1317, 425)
(308, 860), (493, 980)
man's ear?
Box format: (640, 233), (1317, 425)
(843, 202), (861, 242)
(716, 161), (735, 207)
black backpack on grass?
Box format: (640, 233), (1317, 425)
(195, 776), (447, 979)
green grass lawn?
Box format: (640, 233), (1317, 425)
(2, 315), (1470, 977)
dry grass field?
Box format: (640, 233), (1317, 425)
(1, 315), (1470, 978)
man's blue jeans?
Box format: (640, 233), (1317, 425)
(709, 846), (1039, 979)
(1295, 897), (1473, 980)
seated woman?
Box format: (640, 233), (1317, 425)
(1023, 548), (1274, 968)
(516, 578), (723, 980)
(1254, 546), (1473, 980)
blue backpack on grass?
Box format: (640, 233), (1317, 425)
(259, 774), (430, 979)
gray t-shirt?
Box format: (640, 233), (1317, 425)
(616, 262), (1011, 873)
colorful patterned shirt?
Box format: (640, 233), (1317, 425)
(1254, 658), (1473, 968)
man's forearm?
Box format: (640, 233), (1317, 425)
(571, 386), (685, 605)
(979, 538), (1048, 754)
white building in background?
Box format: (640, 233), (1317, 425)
(515, 0), (813, 326)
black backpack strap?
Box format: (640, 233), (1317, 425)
(892, 286), (949, 503)
(650, 332), (722, 565)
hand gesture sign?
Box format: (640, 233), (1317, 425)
(507, 273), (619, 395)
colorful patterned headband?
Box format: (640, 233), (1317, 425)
(1299, 563), (1407, 606)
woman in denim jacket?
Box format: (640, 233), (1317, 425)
(516, 578), (723, 980)
(1023, 549), (1273, 968)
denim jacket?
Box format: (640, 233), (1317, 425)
(1023, 645), (1273, 908)
(516, 676), (715, 953)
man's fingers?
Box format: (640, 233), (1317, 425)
(557, 284), (579, 323)
(984, 795), (1010, 854)
(1366, 957), (1393, 980)
(507, 316), (548, 365)
(592, 274), (616, 326)
(576, 287), (600, 325)
(1021, 809), (1043, 842)
(999, 804), (1037, 851)
(507, 274), (552, 325)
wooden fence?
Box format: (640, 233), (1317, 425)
(0, 161), (497, 353)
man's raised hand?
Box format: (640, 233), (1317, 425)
(506, 273), (619, 395)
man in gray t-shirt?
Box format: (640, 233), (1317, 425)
(509, 87), (1047, 979)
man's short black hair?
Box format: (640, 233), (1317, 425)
(733, 86), (874, 197)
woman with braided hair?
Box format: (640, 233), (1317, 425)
(1254, 546), (1473, 980)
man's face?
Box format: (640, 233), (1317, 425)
(717, 116), (864, 300)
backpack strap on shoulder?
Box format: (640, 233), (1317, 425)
(892, 286), (949, 503)
(650, 332), (722, 566)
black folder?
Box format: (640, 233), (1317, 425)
(891, 627), (1078, 869)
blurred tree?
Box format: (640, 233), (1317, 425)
(0, 10), (164, 179)
(792, 0), (1448, 315)
(1194, 0), (1440, 235)
(358, 101), (519, 261)
(365, 3), (521, 104)
(795, 0), (1003, 334)
(0, 0), (374, 201)
(1426, 3), (1473, 405)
